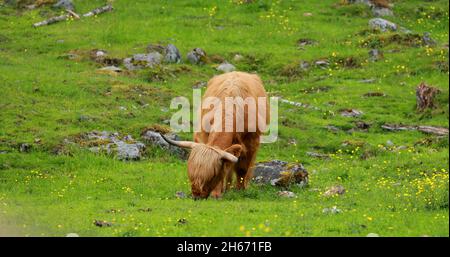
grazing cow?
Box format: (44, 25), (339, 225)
(162, 71), (269, 199)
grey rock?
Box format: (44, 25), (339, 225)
(340, 109), (363, 117)
(368, 49), (383, 62)
(81, 131), (146, 161)
(66, 233), (79, 237)
(315, 60), (329, 69)
(326, 125), (340, 132)
(323, 185), (346, 197)
(372, 7), (393, 17)
(146, 44), (166, 54)
(53, 0), (75, 11)
(277, 191), (296, 198)
(369, 18), (397, 32)
(140, 130), (188, 159)
(347, 0), (371, 4)
(175, 191), (187, 199)
(19, 143), (31, 153)
(281, 99), (320, 111)
(93, 49), (107, 58)
(367, 233), (380, 237)
(359, 78), (377, 84)
(216, 62), (236, 73)
(164, 44), (181, 63)
(299, 60), (310, 71)
(422, 32), (437, 46)
(233, 54), (244, 62)
(322, 206), (342, 214)
(116, 141), (145, 161)
(186, 48), (207, 65)
(98, 66), (122, 72)
(253, 160), (309, 188)
(123, 52), (163, 70)
(306, 152), (330, 159)
(192, 81), (207, 89)
(386, 140), (394, 147)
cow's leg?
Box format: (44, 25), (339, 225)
(235, 148), (257, 190)
(225, 168), (233, 190)
(210, 179), (223, 199)
(235, 136), (259, 190)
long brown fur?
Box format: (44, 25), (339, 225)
(188, 71), (269, 199)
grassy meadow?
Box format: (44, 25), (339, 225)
(0, 0), (448, 236)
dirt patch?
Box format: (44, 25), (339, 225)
(362, 33), (426, 48)
(147, 65), (192, 82)
(300, 85), (332, 94)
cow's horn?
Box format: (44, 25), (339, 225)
(221, 151), (239, 163)
(160, 133), (196, 149)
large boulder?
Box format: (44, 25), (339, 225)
(252, 160), (309, 188)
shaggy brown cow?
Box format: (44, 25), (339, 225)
(162, 71), (269, 199)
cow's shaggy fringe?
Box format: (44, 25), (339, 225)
(188, 145), (224, 192)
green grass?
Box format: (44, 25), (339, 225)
(0, 0), (448, 237)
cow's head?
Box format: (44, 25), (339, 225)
(161, 134), (242, 199)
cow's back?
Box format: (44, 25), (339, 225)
(194, 72), (269, 146)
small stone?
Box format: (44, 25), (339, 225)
(116, 141), (145, 161)
(323, 185), (346, 197)
(369, 18), (397, 32)
(66, 233), (79, 237)
(53, 0), (75, 11)
(372, 7), (393, 17)
(277, 191), (296, 198)
(140, 130), (188, 159)
(177, 218), (188, 225)
(164, 44), (181, 63)
(192, 81), (207, 89)
(306, 152), (330, 159)
(175, 191), (187, 199)
(368, 49), (383, 62)
(322, 206), (342, 214)
(253, 160), (309, 188)
(93, 220), (112, 227)
(422, 32), (437, 46)
(315, 60), (329, 69)
(299, 60), (310, 70)
(386, 140), (394, 147)
(326, 125), (340, 132)
(19, 143), (31, 153)
(98, 66), (122, 72)
(123, 52), (163, 70)
(359, 78), (376, 84)
(187, 48), (207, 65)
(146, 43), (166, 54)
(366, 233), (380, 237)
(233, 54), (244, 62)
(216, 62), (236, 73)
(340, 109), (363, 118)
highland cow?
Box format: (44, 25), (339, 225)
(162, 71), (269, 199)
